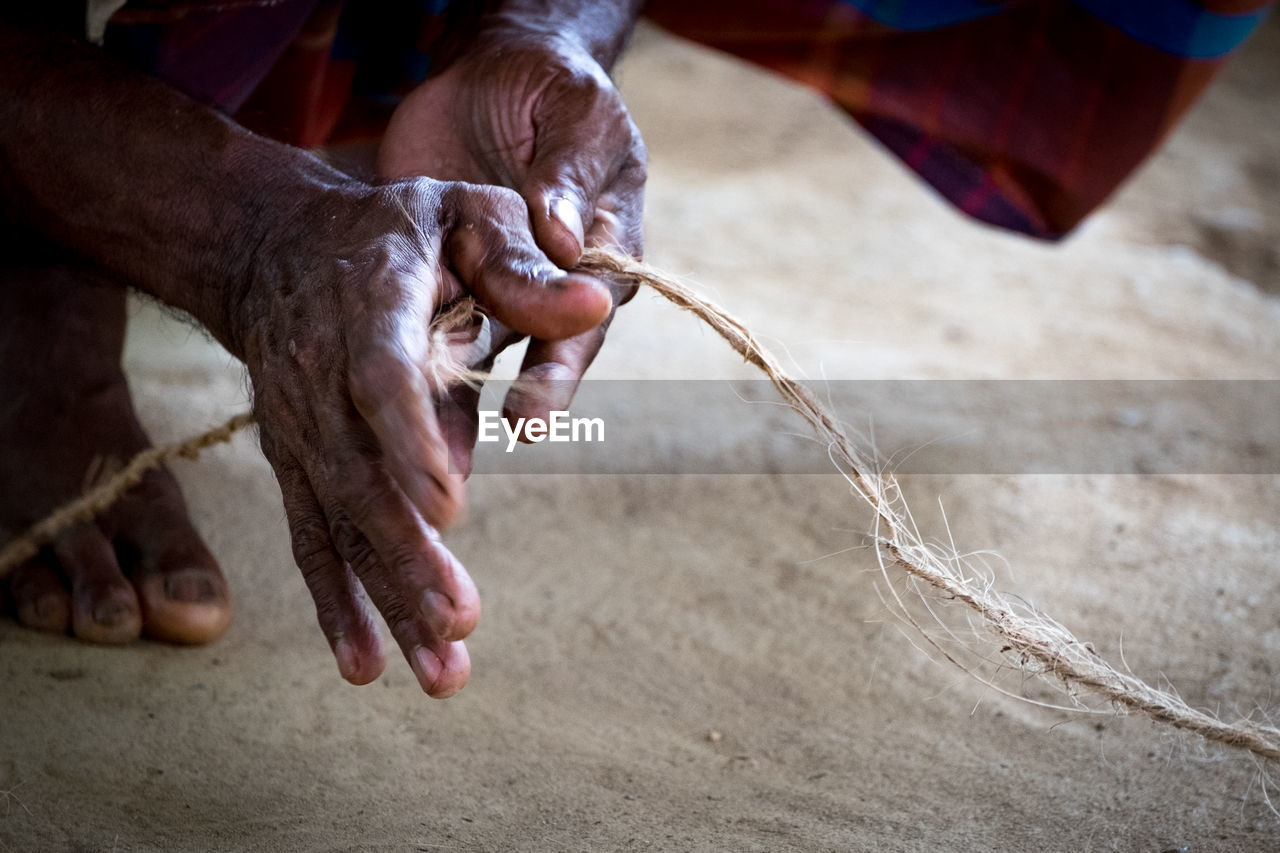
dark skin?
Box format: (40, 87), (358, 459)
(0, 261), (231, 645)
(0, 1), (645, 697)
(379, 1), (647, 474)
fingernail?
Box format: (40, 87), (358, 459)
(552, 197), (585, 250)
(411, 645), (443, 693)
(93, 599), (130, 627)
(420, 589), (454, 638)
(164, 570), (219, 603)
(334, 639), (359, 682)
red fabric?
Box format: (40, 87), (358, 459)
(643, 0), (1262, 238)
(233, 0), (352, 147)
(109, 0), (1268, 238)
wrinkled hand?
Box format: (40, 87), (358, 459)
(378, 24), (647, 469)
(239, 177), (611, 696)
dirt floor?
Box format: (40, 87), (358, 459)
(3, 17), (1280, 853)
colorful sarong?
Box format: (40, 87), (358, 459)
(102, 0), (463, 145)
(643, 0), (1274, 238)
(99, 0), (1273, 238)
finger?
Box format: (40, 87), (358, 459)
(408, 637), (470, 700)
(504, 146), (645, 433)
(583, 150), (647, 264)
(320, 490), (474, 699)
(503, 323), (609, 426)
(315, 406), (481, 647)
(6, 552), (71, 633)
(347, 331), (463, 531)
(269, 448), (387, 685)
(436, 314), (521, 479)
(524, 108), (645, 268)
(444, 184), (612, 341)
(264, 319), (477, 696)
(521, 75), (642, 268)
(438, 368), (488, 481)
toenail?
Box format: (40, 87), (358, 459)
(165, 571), (219, 603)
(420, 589), (453, 637)
(93, 600), (131, 627)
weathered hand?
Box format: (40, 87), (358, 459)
(238, 177), (611, 695)
(0, 21), (622, 693)
(377, 23), (646, 468)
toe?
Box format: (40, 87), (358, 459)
(135, 563), (231, 645)
(7, 553), (71, 633)
(53, 525), (142, 644)
(111, 470), (233, 645)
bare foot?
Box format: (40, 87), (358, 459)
(0, 261), (231, 645)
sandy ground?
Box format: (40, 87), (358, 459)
(4, 18), (1280, 853)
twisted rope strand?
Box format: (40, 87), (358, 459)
(579, 247), (1280, 763)
(0, 413), (254, 574)
(1, 248), (1276, 764)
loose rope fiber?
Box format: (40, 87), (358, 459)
(580, 249), (1280, 763)
(1, 248), (1277, 763)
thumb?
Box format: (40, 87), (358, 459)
(521, 100), (621, 267)
(537, 192), (588, 268)
(525, 167), (601, 269)
(445, 184), (611, 341)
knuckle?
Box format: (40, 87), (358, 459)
(330, 471), (381, 530)
(441, 183), (529, 244)
(347, 545), (381, 582)
(625, 138), (648, 180)
(289, 515), (333, 575)
(324, 445), (380, 513)
(473, 184), (527, 220)
(327, 510), (373, 571)
(386, 611), (421, 645)
(382, 538), (430, 580)
(284, 327), (327, 375)
(440, 179), (511, 220)
(253, 383), (311, 456)
(374, 178), (443, 221)
(549, 57), (609, 101)
(307, 588), (347, 632)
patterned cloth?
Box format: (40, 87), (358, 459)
(643, 0), (1274, 238)
(103, 0), (464, 146)
(104, 0), (323, 115)
(99, 0), (1273, 238)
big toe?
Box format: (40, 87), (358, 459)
(136, 566), (231, 645)
(109, 468), (233, 645)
